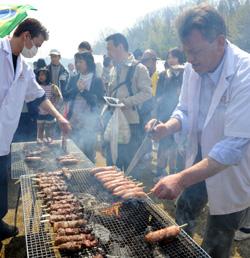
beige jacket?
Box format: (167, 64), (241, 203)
(108, 55), (152, 124)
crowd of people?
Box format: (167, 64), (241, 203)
(1, 3), (250, 258)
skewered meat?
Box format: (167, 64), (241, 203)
(38, 182), (67, 189)
(112, 183), (138, 193)
(48, 203), (82, 211)
(99, 176), (127, 185)
(49, 214), (83, 223)
(34, 176), (63, 181)
(40, 185), (68, 194)
(36, 170), (66, 177)
(103, 177), (129, 188)
(54, 233), (95, 245)
(113, 186), (143, 196)
(56, 239), (98, 250)
(25, 156), (42, 162)
(41, 191), (70, 197)
(56, 154), (75, 161)
(44, 194), (75, 202)
(56, 241), (82, 251)
(59, 158), (79, 165)
(144, 225), (181, 243)
(45, 198), (78, 207)
(57, 227), (92, 236)
(95, 172), (124, 180)
(25, 150), (42, 156)
(54, 219), (87, 232)
(94, 170), (123, 177)
(122, 191), (147, 199)
(90, 166), (116, 174)
(104, 179), (133, 191)
(50, 208), (83, 215)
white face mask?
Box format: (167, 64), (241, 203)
(21, 40), (38, 58)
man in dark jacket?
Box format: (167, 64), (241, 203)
(47, 49), (69, 96)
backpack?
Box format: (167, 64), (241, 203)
(123, 63), (154, 127)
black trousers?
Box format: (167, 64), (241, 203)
(0, 154), (10, 219)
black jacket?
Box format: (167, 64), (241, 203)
(156, 69), (184, 122)
(47, 63), (69, 96)
(64, 73), (104, 119)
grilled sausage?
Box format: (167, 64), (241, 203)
(90, 166), (116, 174)
(25, 156), (42, 162)
(59, 158), (79, 165)
(144, 225), (181, 243)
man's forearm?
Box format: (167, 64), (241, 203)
(40, 99), (63, 120)
(164, 117), (182, 135)
(179, 157), (228, 188)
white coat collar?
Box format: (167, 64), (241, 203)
(2, 37), (23, 82)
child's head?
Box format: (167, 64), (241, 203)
(36, 68), (50, 85)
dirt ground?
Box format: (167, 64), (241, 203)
(1, 151), (249, 258)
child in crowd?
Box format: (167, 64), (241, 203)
(36, 68), (63, 143)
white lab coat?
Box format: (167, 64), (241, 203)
(180, 41), (250, 215)
(0, 38), (44, 156)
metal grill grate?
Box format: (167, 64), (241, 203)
(11, 140), (93, 179)
(21, 167), (211, 258)
(21, 175), (56, 258)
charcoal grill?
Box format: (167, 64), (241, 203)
(20, 167), (211, 258)
(11, 139), (93, 180)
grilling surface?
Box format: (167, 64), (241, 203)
(21, 167), (211, 258)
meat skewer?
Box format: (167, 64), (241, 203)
(90, 166), (116, 174)
(56, 227), (92, 236)
(25, 156), (42, 162)
(54, 233), (95, 245)
(144, 224), (187, 243)
(59, 158), (79, 165)
(121, 191), (147, 199)
(47, 214), (83, 223)
(53, 219), (87, 232)
(113, 185), (143, 196)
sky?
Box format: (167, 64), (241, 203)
(5, 0), (183, 59)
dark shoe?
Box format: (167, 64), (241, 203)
(0, 220), (19, 241)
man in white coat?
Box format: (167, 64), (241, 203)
(0, 18), (71, 244)
(146, 4), (250, 258)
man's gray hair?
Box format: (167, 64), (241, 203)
(176, 4), (226, 43)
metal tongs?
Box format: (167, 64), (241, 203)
(61, 134), (68, 153)
(125, 120), (160, 176)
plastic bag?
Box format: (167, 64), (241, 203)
(104, 107), (131, 163)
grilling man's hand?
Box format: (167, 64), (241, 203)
(151, 174), (185, 200)
(145, 119), (168, 141)
(57, 115), (71, 135)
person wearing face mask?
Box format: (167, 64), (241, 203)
(0, 18), (71, 246)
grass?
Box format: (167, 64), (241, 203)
(1, 151), (249, 258)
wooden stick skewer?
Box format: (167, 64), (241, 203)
(40, 219), (49, 223)
(146, 190), (153, 196)
(179, 223), (188, 229)
(41, 214), (50, 217)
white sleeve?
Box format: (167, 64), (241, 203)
(25, 65), (45, 103)
(225, 61), (250, 138)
